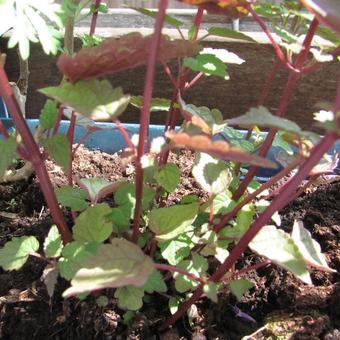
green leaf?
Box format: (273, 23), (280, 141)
(44, 134), (70, 170)
(55, 186), (89, 211)
(272, 132), (294, 154)
(73, 203), (113, 244)
(130, 7), (183, 28)
(249, 225), (312, 284)
(169, 296), (183, 314)
(184, 54), (228, 79)
(63, 239), (154, 297)
(42, 265), (59, 298)
(0, 236), (39, 270)
(201, 47), (245, 64)
(203, 282), (218, 303)
(159, 235), (192, 265)
(154, 163), (180, 192)
(78, 177), (125, 203)
(148, 204), (198, 241)
(208, 27), (257, 43)
(39, 99), (58, 129)
(40, 80), (130, 120)
(192, 152), (232, 194)
(96, 295), (109, 307)
(226, 106), (302, 134)
(212, 191), (236, 214)
(115, 183), (155, 219)
(44, 225), (63, 258)
(0, 136), (17, 177)
(122, 310), (136, 325)
(111, 208), (130, 234)
(291, 220), (335, 272)
(142, 270), (167, 293)
(130, 96), (172, 112)
(230, 278), (254, 301)
(174, 252), (208, 293)
(114, 286), (144, 311)
(58, 241), (99, 280)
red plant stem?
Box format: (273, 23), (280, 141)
(192, 7), (204, 41)
(185, 71), (204, 90)
(335, 77), (340, 128)
(155, 263), (205, 284)
(114, 119), (134, 149)
(214, 157), (302, 233)
(0, 68), (72, 244)
(89, 0), (102, 36)
(233, 18), (320, 201)
(232, 259), (271, 278)
(161, 132), (336, 330)
(0, 119), (10, 139)
(52, 106), (64, 136)
(132, 0), (168, 243)
(66, 112), (76, 186)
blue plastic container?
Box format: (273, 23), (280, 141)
(0, 97), (9, 119)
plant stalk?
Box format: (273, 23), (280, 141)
(89, 0), (102, 36)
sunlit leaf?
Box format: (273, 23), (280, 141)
(142, 270), (167, 293)
(159, 234), (193, 265)
(203, 281), (218, 302)
(57, 33), (202, 82)
(39, 99), (58, 129)
(40, 81), (130, 120)
(44, 225), (63, 258)
(192, 152), (232, 194)
(111, 208), (130, 234)
(0, 236), (39, 271)
(44, 134), (70, 170)
(201, 47), (245, 64)
(230, 278), (253, 301)
(148, 204), (198, 241)
(249, 225), (312, 284)
(63, 239), (154, 297)
(292, 220), (335, 272)
(130, 96), (172, 112)
(0, 136), (17, 177)
(166, 131), (277, 168)
(73, 204), (113, 244)
(154, 163), (180, 192)
(55, 186), (89, 211)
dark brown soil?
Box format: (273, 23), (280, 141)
(0, 146), (339, 339)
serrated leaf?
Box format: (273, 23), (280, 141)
(0, 236), (39, 271)
(148, 204), (198, 241)
(230, 278), (254, 301)
(63, 108), (96, 128)
(40, 81), (130, 120)
(249, 225), (312, 284)
(0, 136), (17, 177)
(39, 99), (58, 129)
(73, 203), (113, 243)
(208, 27), (257, 43)
(226, 106), (302, 134)
(166, 131), (277, 169)
(115, 183), (155, 219)
(114, 286), (144, 311)
(77, 177), (125, 203)
(42, 265), (59, 297)
(58, 241), (99, 280)
(130, 7), (183, 28)
(55, 186), (89, 211)
(57, 33), (201, 82)
(203, 282), (218, 302)
(44, 225), (63, 258)
(174, 252), (208, 293)
(292, 220), (335, 272)
(44, 134), (70, 170)
(154, 163), (180, 192)
(130, 96), (172, 112)
(184, 54), (229, 79)
(142, 270), (167, 293)
(192, 152), (232, 194)
(63, 239), (154, 297)
(159, 236), (192, 265)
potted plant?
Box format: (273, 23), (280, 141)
(0, 0), (339, 338)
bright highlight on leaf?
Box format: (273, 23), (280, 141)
(40, 80), (130, 120)
(0, 236), (39, 271)
(44, 225), (63, 258)
(63, 238), (154, 297)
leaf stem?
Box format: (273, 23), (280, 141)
(89, 0), (102, 36)
(0, 67), (72, 244)
(132, 0), (168, 243)
(155, 263), (205, 284)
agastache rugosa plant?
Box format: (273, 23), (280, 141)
(0, 0), (339, 331)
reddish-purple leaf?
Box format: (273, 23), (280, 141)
(301, 0), (340, 33)
(58, 33), (202, 82)
(165, 131), (277, 168)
